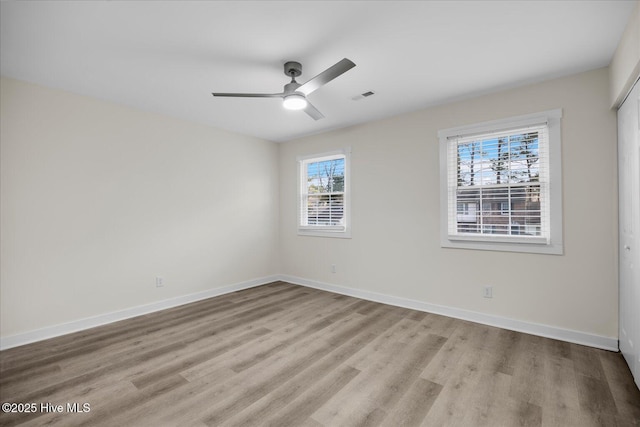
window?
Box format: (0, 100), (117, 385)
(298, 148), (351, 238)
(439, 109), (563, 254)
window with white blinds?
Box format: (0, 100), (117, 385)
(298, 148), (351, 238)
(439, 109), (563, 254)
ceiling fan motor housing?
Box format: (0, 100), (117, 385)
(284, 61), (303, 78)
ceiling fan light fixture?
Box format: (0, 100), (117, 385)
(212, 58), (355, 120)
(283, 93), (307, 110)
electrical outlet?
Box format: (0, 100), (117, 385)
(483, 286), (493, 298)
(156, 277), (164, 287)
(331, 264), (337, 274)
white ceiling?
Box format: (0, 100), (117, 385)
(1, 1), (635, 142)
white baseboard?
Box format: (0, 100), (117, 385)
(0, 275), (279, 350)
(278, 274), (619, 352)
(1, 274), (618, 352)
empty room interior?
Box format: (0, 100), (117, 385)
(1, 1), (640, 426)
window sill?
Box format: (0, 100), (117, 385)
(298, 228), (351, 239)
(442, 236), (563, 255)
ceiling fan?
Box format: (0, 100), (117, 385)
(212, 58), (356, 120)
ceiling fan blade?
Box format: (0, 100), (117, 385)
(297, 58), (356, 96)
(211, 92), (283, 98)
(304, 101), (325, 120)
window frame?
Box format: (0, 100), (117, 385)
(297, 148), (351, 238)
(438, 109), (563, 255)
(500, 201), (510, 216)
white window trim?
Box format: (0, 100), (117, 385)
(297, 147), (352, 238)
(438, 109), (563, 255)
(500, 201), (510, 216)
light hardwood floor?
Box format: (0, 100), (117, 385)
(1, 282), (639, 426)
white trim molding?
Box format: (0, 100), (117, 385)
(1, 274), (617, 352)
(0, 275), (279, 350)
(279, 274), (618, 352)
(297, 147), (352, 239)
(438, 109), (564, 255)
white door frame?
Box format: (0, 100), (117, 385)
(618, 77), (640, 388)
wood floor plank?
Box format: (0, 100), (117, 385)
(312, 332), (446, 426)
(542, 354), (581, 414)
(346, 317), (422, 371)
(221, 307), (405, 427)
(178, 297), (361, 382)
(0, 282), (296, 372)
(1, 282), (638, 427)
(509, 334), (547, 407)
(379, 378), (442, 427)
(0, 284), (298, 393)
(1, 377), (138, 427)
(256, 292), (345, 331)
(576, 374), (619, 417)
(177, 308), (363, 383)
(420, 320), (478, 385)
(83, 367), (239, 427)
(499, 399), (543, 427)
(598, 349), (640, 422)
(199, 307), (404, 426)
(130, 327), (271, 389)
(461, 370), (513, 426)
(420, 345), (492, 426)
(573, 343), (607, 381)
(416, 312), (459, 338)
(541, 406), (614, 427)
(371, 333), (447, 414)
(131, 309), (395, 427)
(544, 337), (573, 361)
(237, 364), (361, 427)
(1, 297), (288, 399)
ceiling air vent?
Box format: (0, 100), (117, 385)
(352, 91), (375, 101)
